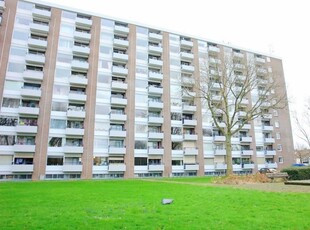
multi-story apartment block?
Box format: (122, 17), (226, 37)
(0, 0), (294, 180)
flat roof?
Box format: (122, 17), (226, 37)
(24, 0), (281, 59)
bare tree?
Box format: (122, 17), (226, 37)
(294, 99), (310, 147)
(184, 51), (287, 175)
(294, 143), (310, 164)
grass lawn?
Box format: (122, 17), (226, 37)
(1, 178), (310, 230)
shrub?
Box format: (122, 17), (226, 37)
(281, 166), (310, 180)
(212, 173), (270, 184)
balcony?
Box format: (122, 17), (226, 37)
(149, 45), (163, 54)
(148, 164), (164, 171)
(265, 150), (276, 156)
(183, 104), (197, 112)
(182, 77), (195, 85)
(214, 149), (226, 155)
(12, 165), (34, 172)
(209, 58), (221, 65)
(72, 45), (90, 55)
(16, 125), (38, 133)
(63, 164), (83, 172)
(92, 165), (109, 172)
(69, 76), (88, 86)
(112, 66), (128, 75)
(111, 97), (127, 106)
(171, 135), (183, 141)
(21, 88), (41, 98)
(180, 52), (194, 60)
(241, 124), (251, 130)
(208, 46), (220, 53)
(233, 52), (244, 59)
(149, 32), (163, 41)
(76, 17), (92, 27)
(67, 110), (86, 118)
(109, 130), (126, 137)
(184, 164), (199, 171)
(28, 38), (47, 49)
(148, 148), (164, 155)
(108, 164), (126, 171)
(148, 101), (164, 109)
(30, 22), (49, 34)
(71, 60), (89, 70)
(148, 116), (163, 124)
(172, 165), (185, 172)
(183, 119), (197, 126)
(183, 134), (198, 141)
(181, 65), (195, 72)
(182, 91), (196, 98)
(113, 38), (129, 47)
(234, 64), (245, 70)
(240, 136), (252, 142)
(64, 146), (83, 153)
(264, 137), (275, 143)
(19, 107), (39, 115)
(109, 147), (126, 155)
(23, 70), (44, 81)
(205, 165), (215, 171)
(14, 144), (36, 152)
(111, 81), (128, 90)
(262, 125), (274, 131)
(236, 75), (246, 81)
(238, 111), (247, 117)
(233, 164), (242, 170)
(32, 8), (51, 19)
(148, 86), (163, 95)
(257, 68), (267, 74)
(241, 150), (254, 155)
(149, 71), (163, 81)
(74, 31), (91, 41)
(113, 52), (129, 62)
(110, 113), (127, 121)
(215, 164), (227, 170)
(149, 58), (163, 67)
(114, 25), (129, 35)
(214, 136), (226, 142)
(66, 128), (84, 136)
(184, 148), (198, 155)
(180, 40), (193, 47)
(68, 92), (87, 102)
(148, 132), (164, 139)
(255, 57), (266, 63)
(243, 163), (255, 169)
(240, 98), (249, 105)
(262, 114), (272, 119)
(25, 53), (45, 65)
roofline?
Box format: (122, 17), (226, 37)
(24, 0), (281, 60)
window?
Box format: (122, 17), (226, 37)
(50, 119), (66, 129)
(276, 133), (281, 140)
(0, 117), (17, 126)
(47, 157), (63, 165)
(135, 141), (147, 149)
(274, 121), (280, 128)
(0, 135), (15, 145)
(135, 157), (147, 166)
(2, 98), (20, 108)
(49, 137), (62, 147)
(279, 157), (284, 163)
(8, 62), (24, 73)
(273, 110), (278, 117)
(277, 144), (282, 151)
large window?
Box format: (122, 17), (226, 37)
(135, 157), (147, 166)
(135, 141), (147, 149)
(50, 119), (66, 129)
(2, 98), (20, 108)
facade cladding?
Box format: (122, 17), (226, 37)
(0, 0), (294, 180)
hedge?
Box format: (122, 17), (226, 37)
(281, 167), (310, 180)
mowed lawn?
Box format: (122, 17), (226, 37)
(1, 178), (310, 230)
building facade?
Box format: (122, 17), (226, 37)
(0, 0), (294, 180)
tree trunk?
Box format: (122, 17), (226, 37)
(225, 135), (233, 175)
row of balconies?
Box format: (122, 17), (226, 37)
(1, 162), (278, 174)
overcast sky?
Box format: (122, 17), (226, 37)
(42, 0), (310, 145)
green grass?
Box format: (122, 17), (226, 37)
(1, 179), (310, 230)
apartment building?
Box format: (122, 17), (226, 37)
(0, 0), (294, 180)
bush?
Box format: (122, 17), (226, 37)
(281, 166), (310, 180)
